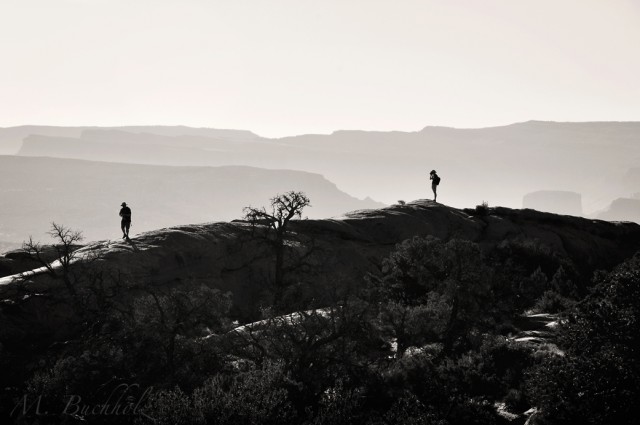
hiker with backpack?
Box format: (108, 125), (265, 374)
(430, 170), (440, 202)
(119, 202), (132, 239)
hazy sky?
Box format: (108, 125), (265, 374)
(1, 0), (639, 137)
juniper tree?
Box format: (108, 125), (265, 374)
(243, 191), (311, 290)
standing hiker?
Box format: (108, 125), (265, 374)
(430, 170), (440, 202)
(119, 202), (132, 239)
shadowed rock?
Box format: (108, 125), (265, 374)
(3, 200), (639, 320)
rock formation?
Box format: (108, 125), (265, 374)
(3, 200), (639, 319)
(595, 197), (640, 223)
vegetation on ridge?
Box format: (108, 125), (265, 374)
(0, 197), (638, 424)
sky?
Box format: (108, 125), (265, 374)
(1, 0), (639, 138)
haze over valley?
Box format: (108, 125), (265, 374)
(1, 120), (639, 248)
(0, 154), (383, 248)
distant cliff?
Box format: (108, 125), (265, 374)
(596, 197), (640, 223)
(0, 156), (385, 245)
(9, 121), (640, 210)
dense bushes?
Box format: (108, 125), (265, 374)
(525, 253), (640, 425)
(1, 233), (637, 424)
(365, 237), (493, 355)
(141, 361), (298, 425)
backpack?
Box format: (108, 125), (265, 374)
(433, 175), (441, 185)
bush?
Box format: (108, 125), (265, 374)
(139, 361), (298, 425)
(475, 201), (490, 216)
(504, 388), (528, 412)
(525, 254), (640, 424)
(382, 393), (445, 425)
(532, 290), (574, 314)
(368, 236), (493, 355)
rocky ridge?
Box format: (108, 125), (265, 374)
(2, 200), (639, 319)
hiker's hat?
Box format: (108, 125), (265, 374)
(121, 202), (127, 206)
(430, 170), (436, 174)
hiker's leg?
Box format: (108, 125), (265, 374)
(121, 221), (128, 238)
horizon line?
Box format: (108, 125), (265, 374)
(2, 119), (640, 140)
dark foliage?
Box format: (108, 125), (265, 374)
(1, 220), (638, 424)
(525, 253), (640, 425)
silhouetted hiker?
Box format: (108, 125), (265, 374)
(119, 202), (132, 239)
(430, 170), (440, 202)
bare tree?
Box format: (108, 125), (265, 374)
(19, 223), (85, 311)
(243, 191), (311, 289)
(17, 223), (126, 325)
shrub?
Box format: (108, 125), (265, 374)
(531, 290), (574, 314)
(525, 254), (640, 424)
(475, 201), (490, 216)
